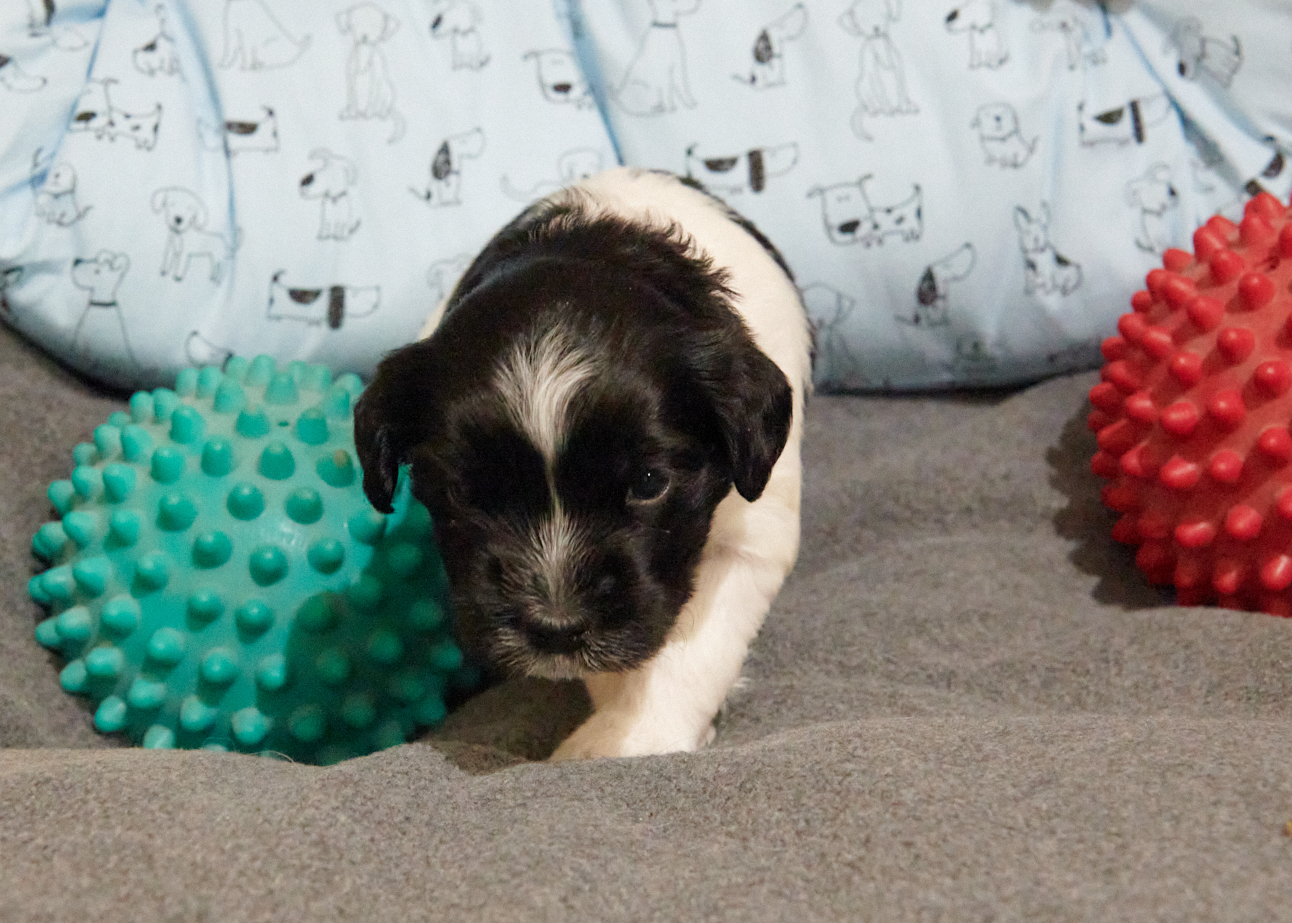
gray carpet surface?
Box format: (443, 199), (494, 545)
(4, 322), (1292, 922)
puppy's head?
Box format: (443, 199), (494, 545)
(355, 210), (792, 680)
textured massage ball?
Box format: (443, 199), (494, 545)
(30, 355), (473, 764)
(1089, 191), (1292, 614)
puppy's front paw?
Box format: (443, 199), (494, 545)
(548, 711), (715, 761)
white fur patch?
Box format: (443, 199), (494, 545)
(494, 325), (596, 467)
(529, 500), (584, 614)
(494, 324), (594, 641)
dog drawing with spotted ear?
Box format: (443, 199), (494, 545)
(354, 167), (811, 760)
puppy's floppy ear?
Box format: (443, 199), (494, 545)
(353, 342), (432, 514)
(691, 333), (794, 503)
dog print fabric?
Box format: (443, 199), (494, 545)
(571, 0), (1292, 389)
(1, 1), (1289, 391)
(0, 0), (614, 388)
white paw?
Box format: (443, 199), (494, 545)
(548, 710), (716, 761)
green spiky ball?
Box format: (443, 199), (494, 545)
(30, 355), (472, 764)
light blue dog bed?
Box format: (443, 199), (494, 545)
(1, 0), (1288, 391)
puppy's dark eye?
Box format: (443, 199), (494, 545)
(628, 469), (670, 504)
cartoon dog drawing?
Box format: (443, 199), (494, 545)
(945, 0), (1008, 69)
(338, 3), (405, 143)
(410, 128), (486, 207)
(68, 78), (113, 135)
(133, 4), (180, 77)
(684, 142), (800, 195)
(802, 282), (865, 387)
(67, 78), (162, 150)
(501, 148), (604, 202)
(1125, 163), (1178, 255)
(808, 175), (923, 247)
(197, 106), (280, 155)
(1046, 340), (1102, 372)
(25, 0), (88, 49)
(152, 187), (239, 283)
(869, 187), (923, 244)
(1166, 16), (1241, 87)
(1077, 94), (1171, 147)
(0, 53), (47, 92)
(107, 106), (162, 150)
(426, 253), (473, 306)
(300, 148), (361, 241)
(218, 0), (310, 70)
(899, 243), (975, 327)
(1193, 135), (1286, 217)
(948, 336), (997, 378)
(0, 266), (21, 317)
(971, 103), (1036, 168)
(733, 4), (807, 89)
(267, 271), (381, 329)
(429, 0), (489, 70)
(524, 50), (594, 107)
(1253, 136), (1291, 195)
(1030, 9), (1105, 71)
(1014, 203), (1082, 296)
(615, 0), (700, 115)
(32, 155), (92, 227)
(25, 0), (52, 32)
(185, 331), (234, 368)
(839, 0), (918, 141)
(70, 251), (137, 369)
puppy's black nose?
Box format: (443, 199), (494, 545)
(519, 615), (587, 655)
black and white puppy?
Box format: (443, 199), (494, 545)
(355, 167), (811, 759)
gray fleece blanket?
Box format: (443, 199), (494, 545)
(4, 321), (1292, 922)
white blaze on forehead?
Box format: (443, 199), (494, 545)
(494, 324), (595, 612)
(494, 324), (596, 467)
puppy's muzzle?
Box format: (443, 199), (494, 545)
(507, 609), (589, 656)
(487, 543), (628, 656)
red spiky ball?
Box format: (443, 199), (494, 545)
(1090, 191), (1292, 615)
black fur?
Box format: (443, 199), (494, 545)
(355, 191), (794, 675)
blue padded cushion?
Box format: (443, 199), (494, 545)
(1, 0), (1289, 390)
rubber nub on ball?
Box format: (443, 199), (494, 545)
(31, 356), (475, 763)
(1090, 192), (1292, 616)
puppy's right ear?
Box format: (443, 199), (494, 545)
(353, 343), (431, 514)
